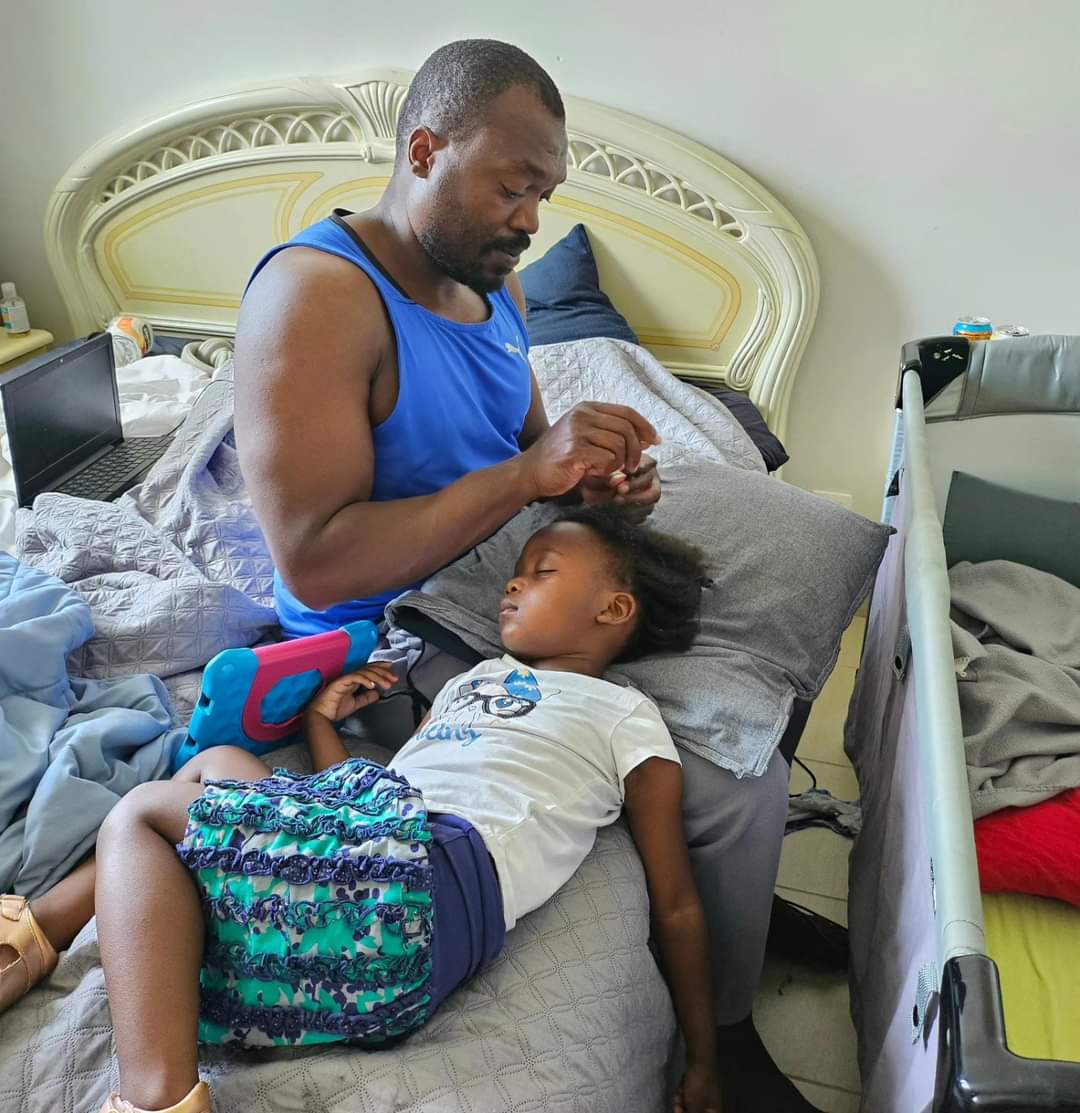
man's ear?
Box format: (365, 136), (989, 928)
(596, 591), (637, 628)
(407, 126), (446, 178)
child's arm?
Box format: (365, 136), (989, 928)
(302, 662), (399, 772)
(624, 757), (723, 1113)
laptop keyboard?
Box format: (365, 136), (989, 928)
(54, 435), (174, 501)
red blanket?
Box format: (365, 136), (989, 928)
(975, 786), (1080, 907)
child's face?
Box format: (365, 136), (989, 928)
(498, 522), (629, 661)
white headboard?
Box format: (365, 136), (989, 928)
(46, 70), (818, 439)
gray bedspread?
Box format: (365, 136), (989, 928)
(530, 338), (764, 474)
(0, 819), (675, 1113)
(15, 375), (276, 683)
(0, 338), (752, 1113)
(951, 559), (1080, 817)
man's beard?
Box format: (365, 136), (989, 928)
(418, 224), (531, 296)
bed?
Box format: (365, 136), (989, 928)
(0, 69), (825, 1113)
(845, 334), (1080, 1112)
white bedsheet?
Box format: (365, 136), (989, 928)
(0, 355), (214, 554)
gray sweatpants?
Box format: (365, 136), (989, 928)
(679, 745), (789, 1023)
(359, 636), (790, 1024)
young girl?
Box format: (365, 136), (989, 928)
(0, 509), (722, 1113)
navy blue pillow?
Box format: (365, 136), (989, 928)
(518, 224), (639, 347)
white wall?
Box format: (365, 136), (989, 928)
(3, 0), (1079, 518)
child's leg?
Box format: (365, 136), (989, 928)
(24, 747), (269, 953)
(95, 779), (208, 1109)
(96, 748), (270, 1107)
(24, 853), (97, 953)
(171, 745), (272, 787)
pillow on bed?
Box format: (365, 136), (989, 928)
(518, 224), (639, 347)
(975, 786), (1080, 907)
(389, 460), (891, 778)
(943, 471), (1080, 589)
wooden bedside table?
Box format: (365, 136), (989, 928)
(0, 329), (54, 373)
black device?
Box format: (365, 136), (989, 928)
(0, 332), (173, 506)
(897, 334), (972, 408)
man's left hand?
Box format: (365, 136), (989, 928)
(579, 453), (661, 517)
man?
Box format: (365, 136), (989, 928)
(235, 42), (659, 637)
(235, 39), (819, 1113)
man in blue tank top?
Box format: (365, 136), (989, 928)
(235, 42), (660, 640)
(235, 39), (823, 1113)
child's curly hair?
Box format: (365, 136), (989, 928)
(558, 507), (711, 662)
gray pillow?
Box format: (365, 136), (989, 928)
(388, 460), (891, 778)
(944, 471), (1080, 590)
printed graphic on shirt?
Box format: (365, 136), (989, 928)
(504, 337), (526, 360)
(413, 721), (482, 746)
(415, 667), (558, 747)
(450, 667), (552, 720)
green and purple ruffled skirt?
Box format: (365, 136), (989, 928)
(177, 758), (435, 1048)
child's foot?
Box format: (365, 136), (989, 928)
(101, 1081), (213, 1113)
(0, 894), (58, 1013)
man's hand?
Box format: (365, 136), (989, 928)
(305, 662), (399, 723)
(518, 403), (660, 500)
(579, 452), (661, 517)
(674, 1063), (724, 1113)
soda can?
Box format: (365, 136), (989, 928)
(952, 316), (993, 341)
(107, 315), (154, 367)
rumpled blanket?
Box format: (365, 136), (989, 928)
(950, 559), (1080, 818)
(15, 371), (276, 680)
(0, 553), (183, 898)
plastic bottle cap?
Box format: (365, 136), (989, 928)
(1, 283), (15, 299)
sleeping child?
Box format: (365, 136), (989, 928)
(0, 507), (722, 1113)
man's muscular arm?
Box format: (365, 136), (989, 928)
(234, 252), (656, 611)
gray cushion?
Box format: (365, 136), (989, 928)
(390, 459), (892, 778)
(612, 462), (891, 773)
(944, 471), (1080, 590)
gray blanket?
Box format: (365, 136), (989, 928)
(951, 560), (1080, 817)
(16, 373), (277, 682)
(530, 338), (765, 473)
(0, 820), (675, 1113)
(2, 338), (751, 1113)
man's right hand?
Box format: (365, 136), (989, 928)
(518, 402), (661, 500)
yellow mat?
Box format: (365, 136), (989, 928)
(982, 891), (1080, 1063)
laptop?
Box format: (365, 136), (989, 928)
(1, 332), (174, 507)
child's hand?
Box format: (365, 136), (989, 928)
(305, 663), (399, 723)
(673, 1063), (723, 1113)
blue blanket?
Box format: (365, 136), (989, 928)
(0, 554), (183, 899)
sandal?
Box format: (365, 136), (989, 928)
(100, 1081), (213, 1113)
(0, 894), (58, 1012)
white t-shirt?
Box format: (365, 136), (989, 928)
(391, 655), (680, 930)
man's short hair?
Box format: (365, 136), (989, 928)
(396, 39), (564, 158)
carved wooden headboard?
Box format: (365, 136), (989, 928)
(46, 71), (818, 438)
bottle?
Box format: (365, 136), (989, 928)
(106, 314), (154, 366)
(0, 282), (31, 335)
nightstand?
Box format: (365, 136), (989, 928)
(0, 329), (54, 373)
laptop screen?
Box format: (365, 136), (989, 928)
(1, 334), (122, 505)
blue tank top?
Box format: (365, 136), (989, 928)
(245, 211), (533, 637)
